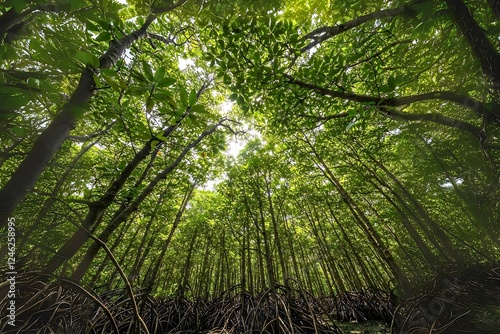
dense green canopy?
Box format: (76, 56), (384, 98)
(1, 0), (499, 309)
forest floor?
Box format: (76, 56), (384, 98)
(1, 263), (499, 333)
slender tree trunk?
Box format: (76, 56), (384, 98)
(264, 174), (288, 281)
(19, 138), (101, 248)
(44, 121), (222, 275)
(444, 0), (500, 96)
(71, 149), (160, 280)
(43, 138), (157, 274)
(361, 148), (460, 261)
(141, 184), (194, 299)
(243, 195), (267, 291)
(301, 203), (345, 294)
(325, 203), (376, 289)
(255, 182), (276, 290)
(127, 193), (165, 286)
(89, 221), (131, 287)
(0, 15), (158, 227)
(284, 219), (305, 287)
(245, 218), (254, 294)
(89, 218), (129, 287)
(330, 221), (364, 290)
(303, 136), (408, 288)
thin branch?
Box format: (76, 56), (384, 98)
(148, 32), (182, 46)
(283, 74), (495, 120)
(85, 231), (150, 334)
(379, 107), (486, 141)
(57, 278), (120, 334)
(152, 0), (189, 14)
(68, 120), (117, 142)
(300, 3), (418, 53)
(294, 100), (485, 140)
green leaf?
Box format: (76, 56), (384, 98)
(186, 112), (201, 126)
(189, 89), (197, 107)
(74, 51), (100, 68)
(347, 109), (357, 116)
(191, 104), (208, 114)
(142, 60), (154, 82)
(94, 19), (112, 31)
(68, 0), (88, 12)
(387, 76), (397, 90)
(12, 126), (29, 137)
(12, 0), (27, 13)
(146, 95), (155, 110)
(180, 86), (189, 107)
(157, 77), (176, 87)
(156, 133), (169, 141)
(86, 20), (101, 32)
(1, 92), (31, 109)
(129, 86), (149, 96)
(103, 75), (121, 91)
(154, 66), (166, 81)
(95, 31), (112, 42)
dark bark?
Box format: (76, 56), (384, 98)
(284, 74), (496, 121)
(44, 120), (223, 276)
(444, 0), (500, 94)
(489, 0), (500, 20)
(0, 15), (158, 228)
(300, 2), (421, 52)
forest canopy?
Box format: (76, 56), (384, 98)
(0, 0), (499, 333)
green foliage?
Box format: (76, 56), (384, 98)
(1, 0), (499, 305)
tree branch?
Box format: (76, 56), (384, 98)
(152, 0), (189, 14)
(379, 107), (485, 141)
(296, 106), (484, 140)
(300, 3), (419, 53)
(68, 120), (116, 142)
(283, 74), (495, 120)
(444, 0), (500, 94)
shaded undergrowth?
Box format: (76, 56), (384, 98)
(0, 271), (394, 334)
(394, 263), (500, 333)
(1, 263), (498, 333)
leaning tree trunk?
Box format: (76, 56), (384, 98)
(0, 0), (189, 227)
(304, 137), (409, 289)
(0, 14), (158, 228)
(444, 0), (500, 96)
(141, 184), (194, 301)
(44, 121), (223, 276)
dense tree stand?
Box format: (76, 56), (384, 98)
(1, 0), (499, 332)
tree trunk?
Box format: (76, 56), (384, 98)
(303, 136), (409, 288)
(444, 0), (500, 96)
(0, 15), (158, 228)
(44, 121), (222, 275)
(141, 184), (194, 300)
